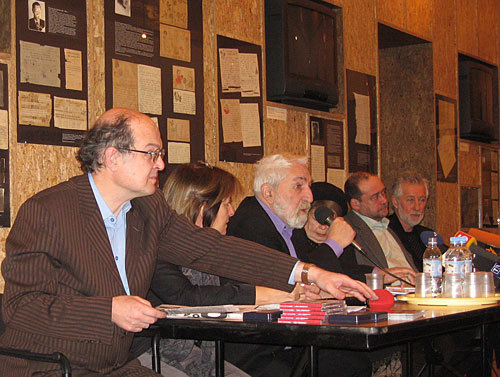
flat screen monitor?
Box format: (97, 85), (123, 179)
(265, 0), (339, 111)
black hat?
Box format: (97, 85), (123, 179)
(311, 182), (348, 216)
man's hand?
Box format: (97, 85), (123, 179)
(327, 217), (356, 248)
(381, 267), (417, 286)
(112, 295), (166, 332)
(303, 264), (378, 301)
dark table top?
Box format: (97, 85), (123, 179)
(156, 302), (500, 350)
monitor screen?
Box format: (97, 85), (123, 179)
(286, 3), (335, 86)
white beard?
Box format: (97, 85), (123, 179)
(273, 194), (310, 229)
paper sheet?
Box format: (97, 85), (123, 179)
(0, 109), (8, 149)
(240, 103), (261, 147)
(353, 93), (370, 145)
(173, 89), (195, 115)
(327, 168), (346, 189)
(112, 59), (138, 111)
(310, 145), (326, 182)
(219, 48), (241, 93)
(266, 106), (287, 121)
(167, 118), (190, 142)
(18, 91), (52, 126)
(167, 141), (191, 164)
(138, 64), (162, 115)
(20, 40), (61, 87)
(54, 96), (87, 130)
(159, 0), (187, 29)
(64, 48), (82, 91)
(160, 24), (191, 62)
(173, 65), (195, 92)
(220, 99), (242, 143)
(239, 53), (260, 97)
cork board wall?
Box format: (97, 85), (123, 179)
(379, 42), (436, 228)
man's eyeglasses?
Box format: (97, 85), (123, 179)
(119, 148), (166, 162)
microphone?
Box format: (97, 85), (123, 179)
(420, 230), (444, 246)
(314, 206), (415, 287)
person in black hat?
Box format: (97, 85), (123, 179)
(292, 182), (373, 281)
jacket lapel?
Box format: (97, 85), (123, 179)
(75, 175), (126, 294)
(347, 212), (389, 268)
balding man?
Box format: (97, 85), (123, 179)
(0, 109), (375, 376)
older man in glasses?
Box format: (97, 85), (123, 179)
(0, 108), (376, 376)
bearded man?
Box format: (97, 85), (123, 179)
(224, 154), (372, 377)
(387, 171), (433, 271)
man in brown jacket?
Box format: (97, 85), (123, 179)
(0, 108), (376, 376)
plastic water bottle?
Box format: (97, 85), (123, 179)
(444, 237), (466, 277)
(458, 236), (474, 274)
(422, 236), (442, 296)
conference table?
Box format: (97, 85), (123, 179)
(156, 300), (500, 377)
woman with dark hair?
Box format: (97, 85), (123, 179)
(133, 162), (300, 377)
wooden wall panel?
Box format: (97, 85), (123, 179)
(459, 142), (481, 187)
(432, 0), (457, 98)
(87, 0), (106, 124)
(202, 0), (218, 164)
(407, 0), (432, 40)
(456, 0), (478, 55)
(376, 0), (406, 28)
(436, 181), (460, 240)
(477, 0), (498, 63)
(379, 44), (436, 228)
(214, 0), (263, 45)
(344, 0), (377, 75)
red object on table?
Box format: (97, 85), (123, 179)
(368, 289), (395, 310)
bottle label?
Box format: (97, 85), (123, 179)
(445, 260), (464, 276)
(423, 259), (442, 277)
(463, 260), (473, 274)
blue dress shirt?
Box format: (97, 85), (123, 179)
(89, 173), (132, 295)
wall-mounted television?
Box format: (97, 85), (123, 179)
(265, 0), (340, 111)
(459, 57), (499, 143)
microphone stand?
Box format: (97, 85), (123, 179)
(352, 242), (415, 287)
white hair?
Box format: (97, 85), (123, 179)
(253, 154), (308, 195)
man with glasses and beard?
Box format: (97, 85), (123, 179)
(224, 154), (371, 377)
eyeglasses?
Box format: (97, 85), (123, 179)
(119, 148), (166, 162)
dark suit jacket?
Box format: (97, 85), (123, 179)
(28, 17), (45, 31)
(292, 228), (372, 281)
(225, 197), (372, 377)
(227, 196), (290, 254)
(344, 211), (418, 271)
(0, 175), (297, 376)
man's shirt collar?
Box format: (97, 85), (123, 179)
(353, 210), (389, 230)
(88, 173), (131, 221)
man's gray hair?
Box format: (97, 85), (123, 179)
(253, 154), (308, 195)
(392, 171), (429, 199)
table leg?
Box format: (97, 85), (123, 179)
(151, 330), (161, 374)
(406, 342), (412, 377)
(309, 346), (318, 377)
(215, 340), (225, 377)
(481, 324), (487, 377)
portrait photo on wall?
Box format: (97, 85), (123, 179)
(28, 0), (45, 32)
(115, 0), (131, 17)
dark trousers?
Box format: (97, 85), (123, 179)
(224, 343), (371, 377)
